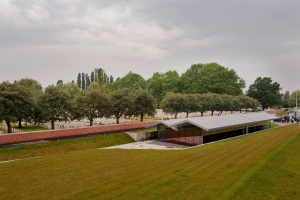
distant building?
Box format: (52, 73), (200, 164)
(147, 113), (277, 146)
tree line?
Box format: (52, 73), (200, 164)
(161, 93), (260, 118)
(1, 78), (260, 133)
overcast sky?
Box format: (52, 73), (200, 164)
(0, 0), (299, 93)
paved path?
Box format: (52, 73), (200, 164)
(102, 140), (188, 150)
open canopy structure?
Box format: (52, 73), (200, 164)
(147, 112), (277, 131)
(147, 112), (278, 146)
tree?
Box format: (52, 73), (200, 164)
(74, 90), (110, 126)
(87, 82), (102, 91)
(37, 86), (72, 129)
(246, 77), (282, 110)
(109, 75), (114, 84)
(206, 93), (223, 116)
(77, 73), (81, 89)
(57, 80), (63, 85)
(57, 82), (81, 100)
(147, 70), (180, 108)
(108, 72), (147, 92)
(91, 71), (95, 83)
(95, 68), (107, 89)
(289, 90), (300, 108)
(237, 95), (260, 112)
(161, 93), (186, 119)
(183, 94), (198, 118)
(180, 63), (245, 95)
(282, 91), (290, 108)
(109, 88), (133, 124)
(0, 82), (34, 133)
(131, 90), (156, 122)
(81, 72), (86, 90)
(16, 78), (43, 98)
(86, 73), (91, 88)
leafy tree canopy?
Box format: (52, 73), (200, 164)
(109, 88), (134, 124)
(36, 85), (72, 129)
(108, 72), (147, 92)
(0, 82), (34, 133)
(289, 90), (300, 108)
(130, 90), (156, 122)
(246, 77), (282, 110)
(74, 90), (110, 126)
(16, 78), (43, 99)
(56, 82), (81, 100)
(180, 63), (245, 95)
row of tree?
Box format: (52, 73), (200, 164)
(0, 81), (156, 133)
(76, 68), (115, 90)
(1, 78), (261, 133)
(161, 93), (260, 118)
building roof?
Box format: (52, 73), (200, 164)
(147, 112), (277, 131)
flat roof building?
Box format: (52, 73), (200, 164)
(147, 112), (277, 146)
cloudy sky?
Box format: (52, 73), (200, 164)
(0, 0), (299, 93)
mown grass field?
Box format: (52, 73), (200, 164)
(0, 124), (300, 199)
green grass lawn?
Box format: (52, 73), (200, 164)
(131, 127), (157, 133)
(0, 133), (134, 161)
(11, 125), (49, 132)
(0, 124), (299, 199)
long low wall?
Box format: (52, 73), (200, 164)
(0, 122), (155, 146)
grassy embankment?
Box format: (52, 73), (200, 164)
(0, 133), (134, 161)
(0, 124), (299, 199)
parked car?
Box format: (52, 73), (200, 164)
(273, 115), (284, 122)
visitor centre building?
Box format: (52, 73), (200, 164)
(147, 112), (278, 146)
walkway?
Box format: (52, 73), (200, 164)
(102, 140), (188, 150)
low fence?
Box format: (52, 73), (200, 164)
(127, 131), (157, 142)
(0, 121), (156, 146)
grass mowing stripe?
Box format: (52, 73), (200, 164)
(228, 125), (300, 199)
(0, 125), (299, 199)
(220, 124), (300, 199)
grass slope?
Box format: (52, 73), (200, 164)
(0, 124), (299, 199)
(0, 133), (134, 161)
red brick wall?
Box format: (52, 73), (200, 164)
(0, 122), (156, 145)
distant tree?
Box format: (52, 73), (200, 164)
(95, 68), (107, 89)
(74, 90), (110, 126)
(109, 75), (114, 84)
(246, 77), (282, 110)
(57, 80), (63, 85)
(0, 82), (34, 132)
(147, 70), (180, 108)
(282, 91), (290, 108)
(237, 95), (260, 112)
(289, 90), (300, 108)
(130, 90), (156, 122)
(77, 73), (81, 89)
(108, 72), (147, 92)
(161, 93), (186, 119)
(109, 88), (133, 124)
(57, 82), (81, 100)
(86, 73), (91, 88)
(180, 63), (245, 95)
(81, 72), (86, 90)
(16, 78), (43, 99)
(37, 86), (71, 129)
(183, 94), (199, 118)
(87, 82), (102, 91)
(206, 93), (223, 116)
(91, 71), (95, 82)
